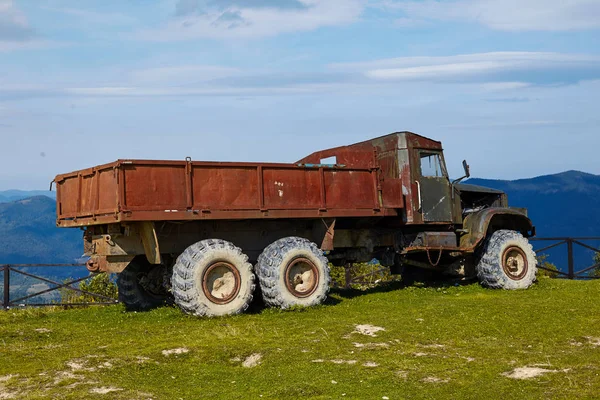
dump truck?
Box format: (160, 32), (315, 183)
(54, 131), (537, 316)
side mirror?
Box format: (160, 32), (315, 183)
(452, 160), (471, 197)
(462, 160), (470, 178)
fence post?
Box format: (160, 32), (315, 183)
(567, 239), (575, 279)
(345, 263), (352, 289)
(3, 265), (9, 310)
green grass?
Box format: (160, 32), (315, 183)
(1, 278), (600, 399)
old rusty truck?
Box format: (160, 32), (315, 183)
(54, 131), (537, 316)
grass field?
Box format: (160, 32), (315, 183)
(1, 278), (599, 399)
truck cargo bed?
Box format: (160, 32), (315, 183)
(55, 159), (403, 227)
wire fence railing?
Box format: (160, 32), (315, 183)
(531, 237), (600, 279)
(1, 263), (118, 310)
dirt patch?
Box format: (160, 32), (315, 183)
(396, 371), (408, 379)
(586, 337), (600, 347)
(161, 348), (189, 357)
(66, 360), (96, 372)
(363, 361), (379, 368)
(0, 389), (17, 400)
(311, 359), (325, 363)
(53, 371), (82, 385)
(0, 376), (20, 400)
(353, 342), (389, 349)
(353, 325), (386, 337)
(34, 328), (51, 334)
(42, 344), (62, 350)
(242, 353), (262, 368)
(90, 387), (123, 394)
(330, 359), (358, 365)
(64, 381), (98, 390)
(420, 343), (445, 349)
(502, 367), (563, 380)
(422, 376), (450, 383)
(413, 352), (429, 357)
(98, 362), (113, 369)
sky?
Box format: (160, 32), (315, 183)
(0, 0), (599, 190)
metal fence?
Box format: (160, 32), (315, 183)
(531, 237), (600, 279)
(1, 263), (118, 310)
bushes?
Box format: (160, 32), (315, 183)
(536, 254), (560, 279)
(60, 273), (118, 304)
(329, 261), (397, 290)
(591, 252), (600, 278)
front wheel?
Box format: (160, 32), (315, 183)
(256, 237), (330, 309)
(476, 230), (537, 290)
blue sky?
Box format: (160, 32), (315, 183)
(0, 0), (599, 190)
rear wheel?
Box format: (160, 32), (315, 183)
(172, 239), (255, 317)
(476, 230), (536, 289)
(256, 237), (330, 309)
(117, 256), (169, 311)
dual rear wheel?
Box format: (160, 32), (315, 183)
(117, 237), (331, 316)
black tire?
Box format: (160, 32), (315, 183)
(476, 230), (537, 290)
(256, 237), (330, 309)
(117, 257), (168, 311)
(172, 239), (255, 317)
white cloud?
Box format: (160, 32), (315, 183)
(137, 0), (365, 40)
(42, 6), (136, 26)
(378, 0), (600, 31)
(480, 82), (531, 91)
(0, 0), (35, 43)
(130, 65), (241, 85)
(332, 52), (600, 84)
(64, 83), (343, 97)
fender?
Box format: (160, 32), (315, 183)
(460, 207), (535, 251)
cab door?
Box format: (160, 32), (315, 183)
(417, 151), (453, 222)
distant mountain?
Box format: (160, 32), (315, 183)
(467, 171), (600, 237)
(0, 190), (55, 203)
(0, 196), (82, 266)
(467, 171), (600, 272)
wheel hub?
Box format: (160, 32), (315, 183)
(202, 262), (241, 304)
(501, 246), (528, 281)
(285, 257), (319, 298)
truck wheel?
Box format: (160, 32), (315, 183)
(476, 230), (537, 289)
(118, 257), (168, 311)
(172, 239), (255, 317)
(256, 237), (330, 309)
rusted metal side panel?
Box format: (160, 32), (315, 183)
(193, 165), (259, 210)
(123, 164), (188, 211)
(323, 169), (377, 210)
(56, 162), (121, 223)
(56, 175), (80, 218)
(397, 149), (413, 222)
(97, 167), (118, 214)
(263, 167), (322, 209)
